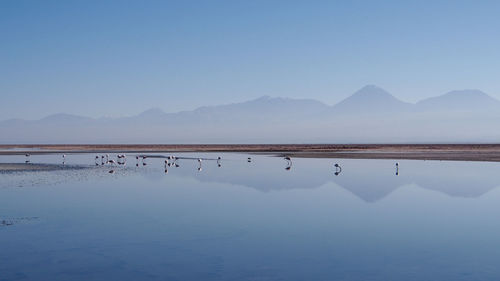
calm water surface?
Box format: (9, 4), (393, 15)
(1, 153), (500, 280)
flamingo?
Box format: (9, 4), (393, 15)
(334, 163), (342, 176)
(196, 158), (203, 171)
(283, 156), (292, 170)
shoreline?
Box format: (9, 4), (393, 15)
(1, 144), (500, 162)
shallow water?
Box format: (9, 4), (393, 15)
(1, 153), (500, 280)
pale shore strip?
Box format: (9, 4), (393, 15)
(0, 163), (90, 172)
(2, 144), (500, 162)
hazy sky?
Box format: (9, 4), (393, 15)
(1, 0), (500, 120)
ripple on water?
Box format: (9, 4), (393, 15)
(0, 163), (138, 188)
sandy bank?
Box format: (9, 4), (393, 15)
(1, 144), (500, 162)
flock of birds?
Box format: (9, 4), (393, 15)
(23, 153), (401, 176)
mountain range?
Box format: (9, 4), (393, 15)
(2, 85), (500, 143)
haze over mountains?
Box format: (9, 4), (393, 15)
(2, 85), (500, 143)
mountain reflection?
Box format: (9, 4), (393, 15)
(2, 154), (500, 202)
(178, 157), (500, 202)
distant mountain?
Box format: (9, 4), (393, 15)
(39, 113), (94, 125)
(193, 95), (329, 116)
(176, 96), (330, 124)
(331, 85), (413, 115)
(137, 107), (166, 118)
(2, 85), (500, 143)
(416, 90), (500, 112)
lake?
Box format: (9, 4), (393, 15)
(1, 153), (500, 280)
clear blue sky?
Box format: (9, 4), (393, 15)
(1, 0), (500, 119)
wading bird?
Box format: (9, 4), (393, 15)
(334, 163), (342, 176)
(284, 156), (292, 171)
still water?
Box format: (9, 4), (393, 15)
(1, 153), (500, 280)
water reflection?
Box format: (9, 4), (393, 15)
(2, 154), (500, 202)
(2, 153), (500, 280)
